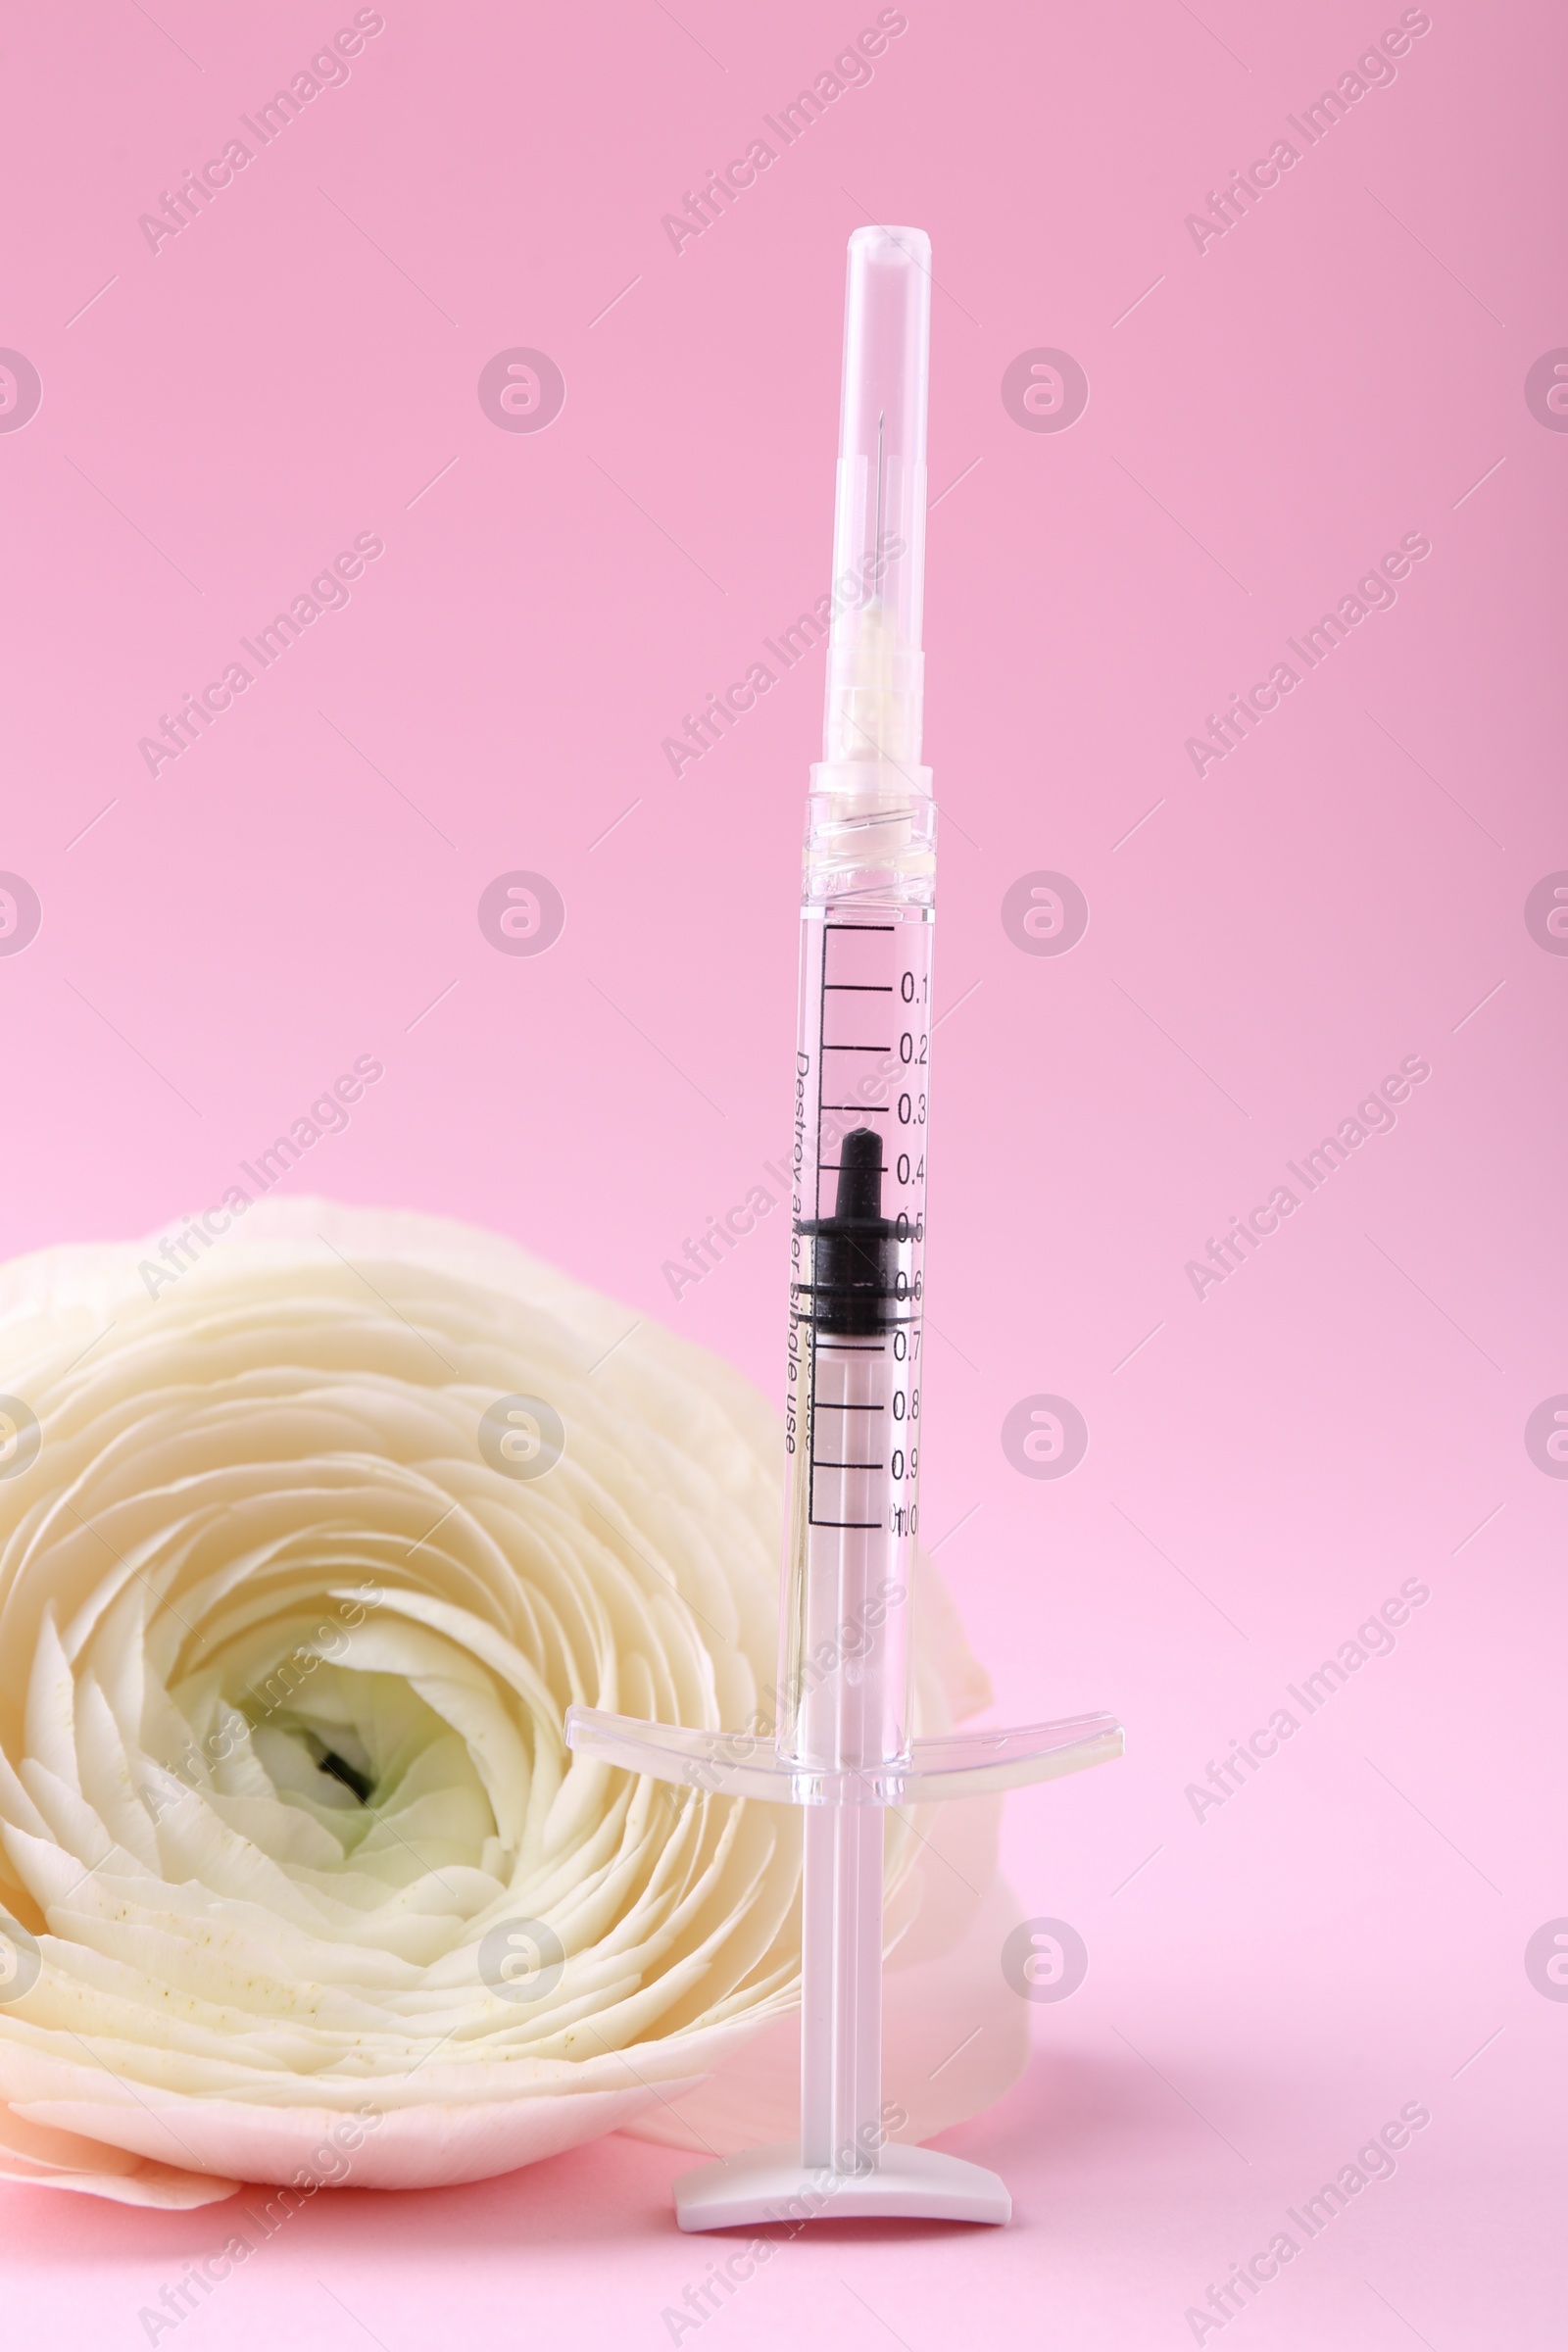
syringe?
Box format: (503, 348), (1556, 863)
(567, 227), (1121, 2230)
(785, 225), (938, 2192)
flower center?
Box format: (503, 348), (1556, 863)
(226, 1658), (502, 1879)
(305, 1732), (374, 1805)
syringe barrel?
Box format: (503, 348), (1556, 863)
(822, 226), (931, 772)
(779, 779), (934, 1771)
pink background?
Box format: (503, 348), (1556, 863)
(1, 0), (1564, 2341)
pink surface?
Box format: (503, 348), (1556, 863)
(0, 0), (1563, 2341)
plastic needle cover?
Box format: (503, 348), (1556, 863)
(822, 225), (931, 772)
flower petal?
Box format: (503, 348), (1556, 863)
(0, 1200), (1012, 2199)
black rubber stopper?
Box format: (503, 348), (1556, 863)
(799, 1126), (899, 1335)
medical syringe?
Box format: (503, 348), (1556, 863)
(783, 224), (937, 2190)
(566, 227), (1121, 2230)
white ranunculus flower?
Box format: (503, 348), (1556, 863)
(0, 1201), (1026, 2206)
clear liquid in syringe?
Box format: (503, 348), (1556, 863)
(780, 900), (933, 1769)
